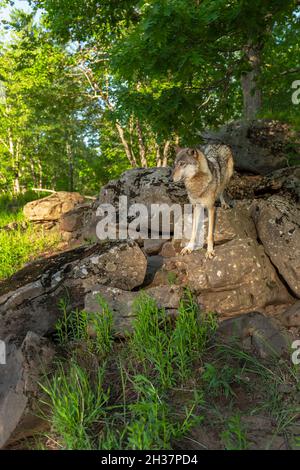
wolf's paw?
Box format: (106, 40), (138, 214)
(221, 202), (230, 210)
(180, 244), (195, 255)
(205, 249), (215, 259)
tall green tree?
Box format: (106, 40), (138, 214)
(33, 0), (176, 166)
(35, 0), (300, 143)
(0, 8), (102, 193)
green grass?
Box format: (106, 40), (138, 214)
(126, 375), (203, 450)
(204, 343), (300, 447)
(221, 414), (248, 450)
(0, 223), (60, 279)
(40, 361), (109, 450)
(130, 290), (217, 388)
(38, 293), (300, 451)
(56, 296), (114, 357)
(202, 363), (243, 399)
(0, 191), (49, 228)
(0, 191), (60, 279)
(39, 291), (210, 450)
(172, 290), (217, 382)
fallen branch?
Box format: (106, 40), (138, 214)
(31, 188), (97, 200)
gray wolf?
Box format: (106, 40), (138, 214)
(172, 144), (234, 258)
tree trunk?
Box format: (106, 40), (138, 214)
(162, 141), (171, 167)
(136, 119), (147, 168)
(155, 144), (162, 167)
(241, 44), (262, 120)
(13, 173), (20, 194)
(115, 122), (137, 167)
(37, 158), (43, 189)
(66, 140), (74, 192)
(29, 157), (38, 188)
(8, 130), (20, 194)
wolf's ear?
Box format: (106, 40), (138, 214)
(187, 148), (196, 157)
(195, 149), (205, 163)
(175, 146), (184, 154)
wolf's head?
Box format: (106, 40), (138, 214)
(172, 147), (206, 182)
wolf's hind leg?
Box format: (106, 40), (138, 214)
(220, 192), (230, 210)
(206, 206), (215, 259)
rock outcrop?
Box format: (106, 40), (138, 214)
(252, 196), (300, 298)
(202, 120), (299, 174)
(23, 192), (85, 223)
(0, 240), (147, 448)
(0, 332), (55, 448)
(217, 312), (289, 359)
(0, 241), (147, 343)
(1, 152), (300, 448)
(98, 167), (188, 207)
(85, 285), (181, 334)
(150, 237), (292, 317)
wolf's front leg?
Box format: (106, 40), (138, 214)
(180, 204), (200, 255)
(206, 206), (215, 259)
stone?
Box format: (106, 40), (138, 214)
(23, 192), (85, 222)
(281, 301), (300, 327)
(204, 203), (257, 244)
(98, 167), (188, 208)
(151, 238), (292, 316)
(143, 239), (168, 256)
(0, 241), (147, 343)
(60, 203), (92, 233)
(84, 285), (182, 334)
(217, 312), (290, 358)
(84, 168), (189, 241)
(159, 204), (256, 258)
(160, 241), (179, 258)
(227, 166), (300, 202)
(0, 332), (55, 449)
(203, 120), (299, 174)
(252, 195), (300, 298)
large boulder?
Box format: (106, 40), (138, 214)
(23, 192), (85, 222)
(252, 195), (300, 298)
(84, 168), (189, 242)
(151, 237), (292, 317)
(217, 312), (290, 358)
(0, 332), (55, 449)
(227, 166), (300, 202)
(84, 165), (300, 243)
(98, 167), (188, 207)
(85, 285), (182, 334)
(201, 203), (256, 245)
(60, 203), (92, 234)
(0, 241), (147, 343)
(203, 120), (299, 175)
(157, 203), (256, 257)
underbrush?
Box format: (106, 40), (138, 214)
(39, 291), (216, 450)
(0, 191), (60, 279)
(0, 224), (60, 279)
(38, 292), (300, 451)
(0, 191), (49, 228)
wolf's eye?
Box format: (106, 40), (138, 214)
(178, 161), (184, 167)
